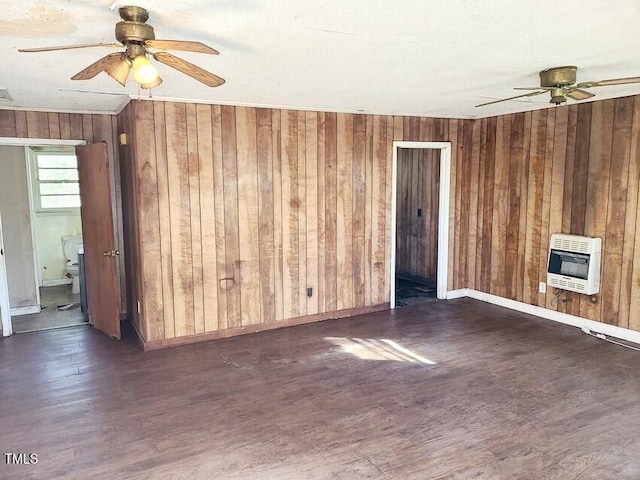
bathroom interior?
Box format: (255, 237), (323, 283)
(0, 144), (86, 333)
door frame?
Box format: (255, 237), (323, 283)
(0, 138), (85, 334)
(0, 212), (12, 336)
(390, 141), (451, 307)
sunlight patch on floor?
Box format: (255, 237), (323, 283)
(324, 337), (436, 364)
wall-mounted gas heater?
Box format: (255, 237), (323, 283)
(547, 234), (601, 295)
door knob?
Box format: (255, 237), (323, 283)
(103, 250), (120, 257)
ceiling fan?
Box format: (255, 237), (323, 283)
(18, 5), (225, 90)
(476, 66), (640, 107)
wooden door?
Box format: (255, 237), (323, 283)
(76, 142), (120, 339)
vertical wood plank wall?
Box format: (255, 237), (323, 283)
(471, 97), (640, 332)
(120, 95), (640, 346)
(395, 148), (440, 284)
(121, 102), (459, 344)
(0, 109), (126, 315)
(6, 96), (639, 345)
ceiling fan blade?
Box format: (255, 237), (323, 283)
(577, 76), (640, 88)
(476, 90), (548, 107)
(566, 88), (595, 101)
(513, 87), (553, 91)
(152, 52), (225, 87)
(19, 43), (120, 53)
(145, 39), (219, 55)
(71, 53), (127, 81)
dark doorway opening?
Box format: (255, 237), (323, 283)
(394, 147), (440, 307)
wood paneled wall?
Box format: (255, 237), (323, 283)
(463, 96), (640, 332)
(396, 148), (440, 283)
(6, 95), (639, 344)
(120, 94), (640, 345)
(117, 105), (140, 335)
(0, 109), (126, 315)
(120, 103), (463, 344)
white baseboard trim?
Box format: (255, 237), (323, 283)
(42, 279), (72, 287)
(446, 289), (469, 299)
(446, 288), (640, 346)
(10, 305), (41, 316)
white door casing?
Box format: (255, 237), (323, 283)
(0, 212), (13, 336)
(390, 141), (451, 307)
(0, 138), (85, 334)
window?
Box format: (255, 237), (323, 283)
(33, 153), (81, 210)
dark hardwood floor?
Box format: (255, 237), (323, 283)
(1, 298), (639, 479)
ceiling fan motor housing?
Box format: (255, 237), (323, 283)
(115, 6), (155, 45)
(540, 66), (577, 88)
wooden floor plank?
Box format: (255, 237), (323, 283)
(2, 299), (640, 479)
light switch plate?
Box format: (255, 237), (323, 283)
(539, 282), (546, 294)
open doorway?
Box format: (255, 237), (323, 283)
(395, 147), (439, 304)
(0, 140), (87, 334)
(390, 141), (451, 308)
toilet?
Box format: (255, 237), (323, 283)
(62, 234), (83, 294)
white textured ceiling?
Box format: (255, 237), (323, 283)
(2, 0), (640, 118)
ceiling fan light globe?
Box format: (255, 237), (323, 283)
(105, 58), (131, 86)
(140, 76), (162, 89)
(132, 56), (159, 84)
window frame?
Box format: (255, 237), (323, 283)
(29, 148), (81, 213)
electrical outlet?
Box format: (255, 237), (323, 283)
(539, 282), (546, 294)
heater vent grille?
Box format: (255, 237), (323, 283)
(549, 277), (586, 291)
(552, 237), (591, 253)
(547, 233), (601, 295)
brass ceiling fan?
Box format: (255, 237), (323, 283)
(18, 5), (225, 90)
(476, 66), (640, 107)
